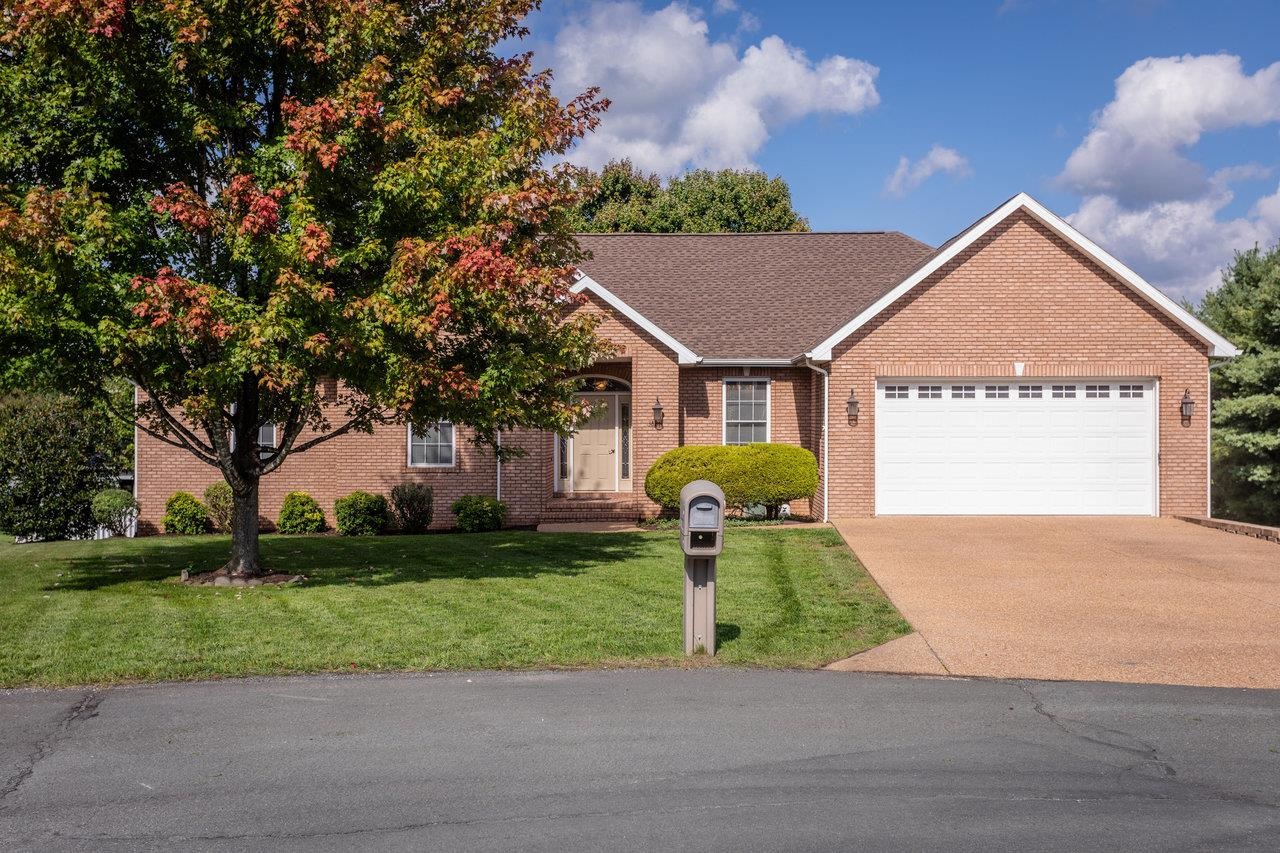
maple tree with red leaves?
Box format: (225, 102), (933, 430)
(0, 0), (610, 576)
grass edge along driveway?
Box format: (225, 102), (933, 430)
(0, 528), (909, 687)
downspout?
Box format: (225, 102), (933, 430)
(803, 359), (830, 523)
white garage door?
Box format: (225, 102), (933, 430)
(875, 380), (1156, 515)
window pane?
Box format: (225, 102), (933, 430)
(724, 381), (768, 445)
(410, 421), (453, 465)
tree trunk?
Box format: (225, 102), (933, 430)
(225, 479), (262, 578)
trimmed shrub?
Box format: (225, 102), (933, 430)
(162, 491), (209, 535)
(643, 445), (740, 509)
(451, 495), (506, 532)
(645, 443), (818, 519)
(203, 481), (234, 532)
(0, 393), (120, 540)
(277, 491), (326, 534)
(334, 490), (388, 536)
(91, 488), (139, 537)
(390, 483), (434, 533)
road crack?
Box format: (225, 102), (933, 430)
(1011, 680), (1177, 778)
(0, 689), (104, 806)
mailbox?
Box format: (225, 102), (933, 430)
(679, 481), (725, 557)
(679, 480), (724, 655)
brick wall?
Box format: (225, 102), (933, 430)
(825, 210), (1211, 518)
(135, 291), (689, 532)
(135, 417), (499, 535)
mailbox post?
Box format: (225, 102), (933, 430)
(679, 480), (724, 655)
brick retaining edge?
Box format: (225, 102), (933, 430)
(1176, 516), (1280, 545)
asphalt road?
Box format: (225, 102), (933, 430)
(2, 670), (1279, 851)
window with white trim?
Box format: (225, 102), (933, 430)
(1118, 384), (1144, 399)
(724, 380), (768, 445)
(408, 422), (454, 466)
(917, 385), (943, 399)
(1085, 384), (1110, 398)
(1018, 384), (1043, 399)
(256, 423), (276, 460)
(985, 385), (1009, 399)
(1051, 384), (1077, 399)
(884, 385), (909, 399)
(229, 421), (276, 459)
(951, 385), (976, 399)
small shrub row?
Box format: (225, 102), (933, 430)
(164, 486), (329, 535)
(160, 485), (502, 536)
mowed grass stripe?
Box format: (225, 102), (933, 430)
(0, 529), (909, 686)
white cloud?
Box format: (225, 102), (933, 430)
(711, 0), (738, 12)
(548, 2), (879, 174)
(883, 145), (971, 198)
(1069, 186), (1275, 302)
(1060, 55), (1280, 207)
(1060, 55), (1280, 303)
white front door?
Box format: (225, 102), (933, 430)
(571, 397), (617, 491)
(875, 379), (1157, 515)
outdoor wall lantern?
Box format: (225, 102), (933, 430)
(846, 388), (860, 424)
(1180, 389), (1196, 424)
(652, 396), (665, 429)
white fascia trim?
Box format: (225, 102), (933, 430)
(570, 273), (700, 364)
(698, 358), (794, 367)
(805, 192), (1240, 361)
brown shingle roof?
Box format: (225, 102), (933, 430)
(573, 231), (935, 360)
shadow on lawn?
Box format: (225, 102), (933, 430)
(48, 531), (655, 592)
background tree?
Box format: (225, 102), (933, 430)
(0, 0), (609, 576)
(1197, 241), (1280, 525)
(571, 160), (809, 233)
(0, 394), (123, 540)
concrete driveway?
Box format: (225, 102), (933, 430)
(832, 517), (1280, 688)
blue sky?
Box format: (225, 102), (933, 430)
(522, 0), (1280, 302)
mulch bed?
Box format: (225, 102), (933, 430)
(179, 567), (306, 587)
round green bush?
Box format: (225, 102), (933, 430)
(0, 393), (120, 540)
(450, 494), (506, 532)
(334, 490), (388, 536)
(277, 491), (326, 534)
(645, 443), (818, 519)
(390, 483), (434, 533)
(203, 481), (234, 532)
(162, 491), (210, 535)
(91, 488), (139, 537)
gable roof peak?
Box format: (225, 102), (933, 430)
(805, 191), (1239, 360)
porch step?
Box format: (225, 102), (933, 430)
(542, 495), (655, 523)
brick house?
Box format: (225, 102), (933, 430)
(134, 193), (1237, 531)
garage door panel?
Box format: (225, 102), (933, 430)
(875, 379), (1155, 515)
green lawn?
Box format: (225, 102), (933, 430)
(0, 528), (909, 687)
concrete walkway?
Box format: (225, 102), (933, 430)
(832, 516), (1280, 688)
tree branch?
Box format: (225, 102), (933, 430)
(101, 388), (220, 466)
(135, 383), (218, 458)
